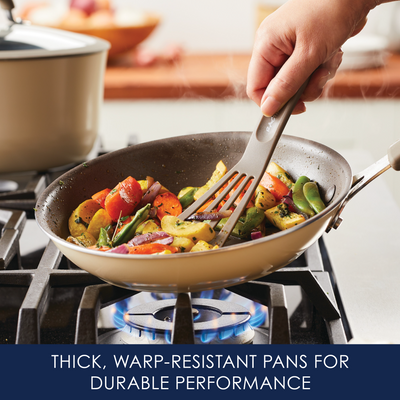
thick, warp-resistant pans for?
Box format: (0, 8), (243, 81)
(35, 132), (358, 293)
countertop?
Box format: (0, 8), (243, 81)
(104, 53), (400, 100)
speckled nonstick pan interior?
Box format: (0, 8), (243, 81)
(35, 132), (352, 293)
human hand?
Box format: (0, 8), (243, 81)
(246, 0), (374, 116)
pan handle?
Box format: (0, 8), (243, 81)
(326, 139), (400, 232)
(0, 0), (20, 24)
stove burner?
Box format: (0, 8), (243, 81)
(100, 298), (255, 345)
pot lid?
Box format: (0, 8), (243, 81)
(0, 23), (110, 60)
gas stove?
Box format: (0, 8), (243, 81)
(0, 162), (349, 344)
(0, 134), (353, 345)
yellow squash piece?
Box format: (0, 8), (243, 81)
(86, 208), (113, 240)
(68, 199), (102, 237)
(190, 240), (218, 252)
(161, 216), (216, 243)
(172, 237), (195, 252)
(136, 219), (161, 235)
(138, 179), (169, 195)
(67, 231), (97, 247)
(264, 204), (306, 231)
(194, 160), (227, 200)
(267, 162), (294, 189)
(254, 185), (277, 210)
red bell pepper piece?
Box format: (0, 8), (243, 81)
(259, 172), (290, 201)
(128, 243), (178, 255)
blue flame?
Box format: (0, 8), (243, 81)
(199, 330), (218, 343)
(112, 298), (130, 329)
(112, 290), (267, 343)
(199, 290), (214, 299)
(249, 303), (267, 328)
(164, 330), (172, 344)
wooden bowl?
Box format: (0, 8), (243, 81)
(59, 14), (160, 59)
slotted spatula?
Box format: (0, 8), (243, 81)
(179, 80), (309, 247)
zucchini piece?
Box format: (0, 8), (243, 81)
(161, 215), (215, 243)
(178, 187), (199, 209)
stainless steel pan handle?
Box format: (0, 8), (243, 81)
(327, 139), (400, 232)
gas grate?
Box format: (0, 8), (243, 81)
(0, 207), (348, 344)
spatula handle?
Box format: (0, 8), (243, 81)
(243, 78), (310, 175)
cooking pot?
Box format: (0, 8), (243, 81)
(0, 0), (109, 173)
(35, 132), (400, 293)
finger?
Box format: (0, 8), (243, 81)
(259, 48), (320, 116)
(246, 53), (276, 106)
(292, 100), (306, 115)
(351, 16), (368, 37)
(246, 44), (290, 106)
(302, 50), (343, 102)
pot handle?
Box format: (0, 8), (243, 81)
(0, 0), (14, 10)
(326, 139), (400, 232)
(0, 0), (17, 23)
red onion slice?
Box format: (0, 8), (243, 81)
(153, 236), (174, 245)
(187, 210), (232, 221)
(149, 206), (158, 219)
(282, 192), (309, 220)
(138, 181), (162, 208)
(127, 231), (171, 246)
(106, 244), (129, 254)
(251, 231), (263, 240)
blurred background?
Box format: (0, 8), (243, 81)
(5, 0), (400, 205)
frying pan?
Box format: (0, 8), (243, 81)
(35, 132), (400, 293)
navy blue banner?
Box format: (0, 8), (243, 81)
(0, 344), (397, 399)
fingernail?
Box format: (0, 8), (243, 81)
(261, 96), (282, 117)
